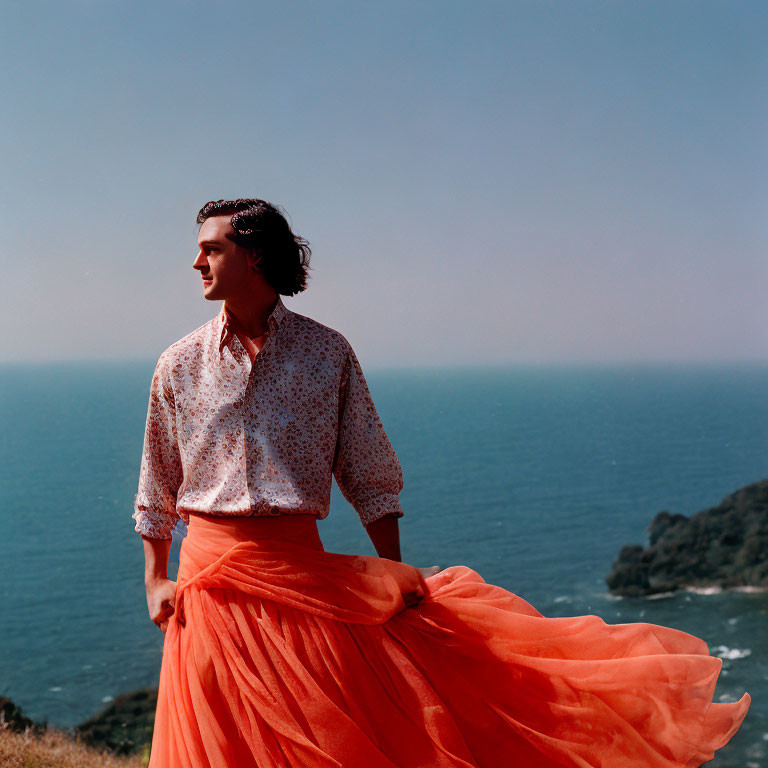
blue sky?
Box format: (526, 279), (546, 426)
(2, 1), (766, 367)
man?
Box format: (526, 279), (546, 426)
(131, 200), (750, 768)
(135, 198), (438, 633)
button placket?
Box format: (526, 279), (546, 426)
(253, 332), (281, 518)
(252, 329), (276, 374)
(227, 339), (250, 411)
(242, 346), (262, 512)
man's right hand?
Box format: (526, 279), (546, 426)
(145, 577), (177, 633)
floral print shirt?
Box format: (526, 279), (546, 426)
(132, 296), (404, 539)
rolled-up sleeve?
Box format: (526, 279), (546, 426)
(332, 344), (404, 526)
(132, 353), (183, 539)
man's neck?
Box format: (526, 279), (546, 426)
(224, 294), (278, 338)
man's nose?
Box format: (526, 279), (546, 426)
(193, 250), (207, 270)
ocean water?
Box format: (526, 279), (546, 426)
(1, 361), (766, 766)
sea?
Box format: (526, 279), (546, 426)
(1, 361), (766, 767)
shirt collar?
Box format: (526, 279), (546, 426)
(218, 295), (289, 352)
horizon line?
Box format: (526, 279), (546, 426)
(1, 357), (766, 371)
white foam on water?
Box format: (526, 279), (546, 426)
(712, 645), (752, 660)
(685, 585), (723, 595)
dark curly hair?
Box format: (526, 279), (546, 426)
(196, 198), (312, 296)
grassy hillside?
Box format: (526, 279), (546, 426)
(0, 726), (148, 768)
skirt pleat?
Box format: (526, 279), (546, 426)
(147, 514), (750, 768)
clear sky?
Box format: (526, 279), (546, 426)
(2, 1), (766, 367)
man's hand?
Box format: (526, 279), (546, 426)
(146, 577), (177, 633)
(401, 565), (442, 607)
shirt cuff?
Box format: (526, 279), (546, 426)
(356, 493), (404, 527)
(132, 504), (177, 540)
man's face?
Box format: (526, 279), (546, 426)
(193, 215), (256, 301)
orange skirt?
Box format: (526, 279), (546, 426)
(149, 513), (750, 768)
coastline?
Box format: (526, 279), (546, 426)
(607, 479), (768, 598)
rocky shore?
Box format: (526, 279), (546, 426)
(607, 479), (768, 597)
(1, 690), (156, 757)
(0, 696), (46, 736)
(75, 688), (157, 755)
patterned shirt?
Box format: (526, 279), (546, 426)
(132, 296), (404, 539)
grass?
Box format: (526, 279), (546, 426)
(0, 726), (149, 768)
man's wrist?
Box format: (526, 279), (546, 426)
(142, 534), (172, 586)
(364, 513), (402, 562)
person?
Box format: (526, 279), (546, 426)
(133, 198), (750, 768)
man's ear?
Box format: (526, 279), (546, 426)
(249, 248), (264, 272)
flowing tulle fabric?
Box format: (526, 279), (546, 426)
(148, 514), (750, 768)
